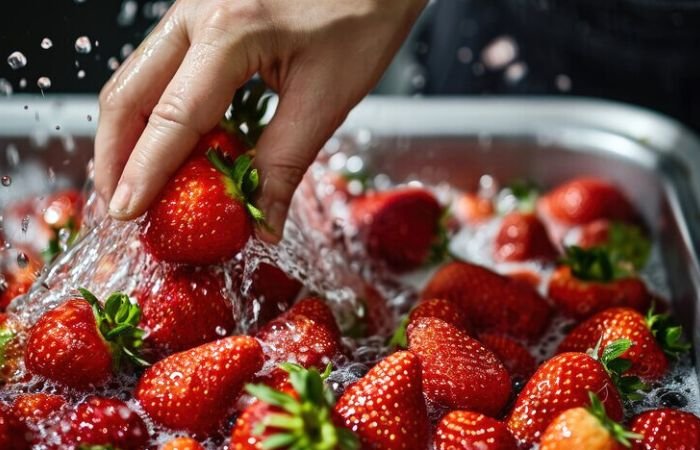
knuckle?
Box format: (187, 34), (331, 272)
(149, 95), (192, 132)
(205, 0), (266, 30)
(266, 160), (307, 191)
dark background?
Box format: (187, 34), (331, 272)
(2, 0), (700, 130)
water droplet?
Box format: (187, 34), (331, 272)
(1, 175), (12, 186)
(6, 144), (20, 167)
(21, 216), (30, 233)
(74, 36), (92, 54)
(74, 0), (87, 3)
(17, 251), (29, 268)
(23, 105), (28, 110)
(7, 51), (27, 70)
(505, 62), (528, 84)
(58, 228), (72, 250)
(120, 43), (134, 59)
(107, 57), (120, 71)
(482, 36), (518, 70)
(169, 371), (183, 380)
(457, 47), (473, 64)
(0, 79), (12, 96)
(55, 125), (61, 131)
(37, 77), (52, 90)
(40, 38), (53, 49)
(118, 0), (139, 26)
(77, 70), (86, 79)
(215, 326), (227, 336)
(555, 74), (572, 92)
(87, 114), (93, 122)
(48, 167), (56, 183)
(19, 78), (26, 89)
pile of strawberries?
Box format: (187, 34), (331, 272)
(1, 86), (699, 449)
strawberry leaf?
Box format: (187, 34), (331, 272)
(587, 392), (642, 447)
(605, 223), (651, 273)
(224, 78), (272, 148)
(646, 305), (691, 359)
(428, 208), (452, 266)
(562, 246), (615, 282)
(388, 315), (409, 349)
(245, 364), (359, 450)
(0, 327), (14, 369)
(597, 339), (649, 401)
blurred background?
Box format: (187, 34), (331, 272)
(1, 0), (700, 129)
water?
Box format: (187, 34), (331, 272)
(40, 38), (53, 50)
(74, 36), (92, 54)
(1, 139), (698, 449)
(7, 51), (28, 70)
(36, 77), (52, 90)
(0, 79), (13, 96)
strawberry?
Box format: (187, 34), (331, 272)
(334, 351), (430, 450)
(24, 289), (147, 389)
(578, 219), (614, 248)
(162, 437), (205, 450)
(407, 317), (511, 415)
(538, 177), (638, 226)
(141, 150), (264, 265)
(422, 261), (552, 340)
(57, 396), (149, 450)
(507, 340), (645, 447)
(629, 408), (700, 450)
(0, 313), (22, 383)
(354, 284), (395, 338)
(245, 262), (302, 326)
(135, 335), (263, 437)
(478, 332), (537, 383)
(548, 247), (651, 319)
(0, 247), (41, 311)
(434, 410), (517, 450)
(350, 187), (445, 271)
(40, 189), (84, 263)
(0, 403), (30, 450)
(576, 222), (651, 270)
(256, 298), (343, 388)
(389, 298), (471, 349)
(138, 266), (235, 357)
(506, 270), (542, 289)
(11, 393), (66, 424)
(494, 212), (557, 262)
(141, 84), (271, 266)
(232, 364), (358, 449)
(557, 307), (689, 381)
(539, 392), (641, 450)
(454, 192), (494, 225)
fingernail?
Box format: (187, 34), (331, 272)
(109, 182), (132, 218)
(259, 202), (286, 243)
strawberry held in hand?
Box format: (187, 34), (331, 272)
(434, 411), (517, 450)
(629, 408), (700, 450)
(135, 335), (263, 437)
(24, 288), (148, 390)
(350, 187), (445, 271)
(232, 364), (358, 450)
(334, 351), (430, 450)
(539, 392), (641, 450)
(558, 306), (689, 381)
(407, 317), (511, 415)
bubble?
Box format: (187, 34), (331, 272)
(74, 36), (92, 54)
(7, 51), (27, 70)
(107, 57), (120, 71)
(1, 175), (12, 186)
(19, 78), (27, 88)
(17, 251), (29, 269)
(0, 79), (12, 96)
(215, 326), (227, 336)
(555, 74), (572, 92)
(481, 36), (518, 70)
(55, 125), (61, 131)
(37, 77), (52, 90)
(40, 38), (53, 49)
(87, 114), (93, 122)
(117, 0), (139, 26)
(77, 70), (86, 79)
(505, 62), (528, 84)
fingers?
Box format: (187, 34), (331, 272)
(255, 76), (351, 242)
(94, 7), (188, 204)
(108, 26), (257, 220)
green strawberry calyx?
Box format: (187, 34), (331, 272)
(43, 217), (80, 264)
(78, 288), (149, 370)
(591, 338), (649, 401)
(496, 179), (540, 215)
(244, 363), (359, 450)
(645, 304), (691, 359)
(562, 246), (616, 282)
(0, 325), (15, 369)
(207, 149), (267, 227)
(428, 207), (453, 266)
(220, 78), (273, 149)
(586, 391), (642, 447)
(388, 314), (410, 350)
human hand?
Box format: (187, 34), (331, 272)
(95, 0), (427, 242)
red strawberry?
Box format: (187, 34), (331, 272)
(548, 247), (651, 319)
(454, 192), (494, 225)
(141, 150), (263, 265)
(350, 187), (444, 271)
(135, 335), (263, 437)
(162, 437), (206, 450)
(507, 340), (643, 447)
(422, 261), (552, 340)
(389, 298), (471, 349)
(232, 364), (357, 449)
(40, 189), (84, 262)
(24, 289), (147, 389)
(245, 262), (302, 326)
(494, 212), (557, 262)
(57, 396), (148, 450)
(630, 408), (700, 450)
(539, 392), (641, 450)
(478, 332), (537, 383)
(506, 270), (542, 289)
(538, 177), (638, 226)
(256, 298), (342, 388)
(192, 125), (246, 158)
(356, 284), (395, 338)
(578, 219), (613, 248)
(434, 410), (517, 450)
(11, 393), (66, 424)
(334, 351), (430, 450)
(407, 317), (511, 415)
(0, 403), (30, 450)
(0, 247), (41, 311)
(139, 266), (235, 357)
(558, 307), (689, 381)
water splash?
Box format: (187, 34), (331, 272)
(40, 38), (53, 50)
(74, 36), (92, 54)
(7, 51), (27, 70)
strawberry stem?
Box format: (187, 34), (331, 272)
(78, 287), (149, 370)
(586, 392), (642, 447)
(645, 304), (691, 359)
(244, 363), (359, 450)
